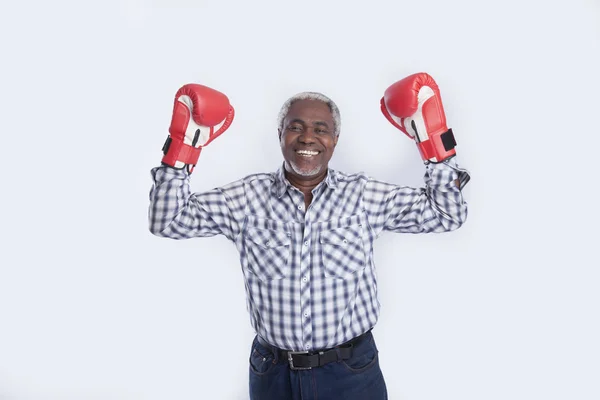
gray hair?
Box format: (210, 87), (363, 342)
(277, 92), (341, 137)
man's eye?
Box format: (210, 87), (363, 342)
(315, 129), (327, 134)
(289, 126), (301, 131)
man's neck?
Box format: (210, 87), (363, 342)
(284, 168), (328, 209)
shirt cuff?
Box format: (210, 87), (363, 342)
(430, 156), (471, 190)
(151, 164), (190, 182)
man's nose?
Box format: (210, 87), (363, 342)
(299, 128), (318, 143)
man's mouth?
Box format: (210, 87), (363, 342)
(295, 149), (321, 158)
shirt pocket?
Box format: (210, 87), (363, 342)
(319, 221), (366, 280)
(244, 227), (292, 281)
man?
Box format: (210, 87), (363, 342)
(149, 73), (470, 399)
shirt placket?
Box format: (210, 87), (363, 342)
(289, 189), (315, 352)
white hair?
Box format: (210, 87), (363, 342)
(277, 92), (341, 137)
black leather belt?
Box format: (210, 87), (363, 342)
(257, 330), (371, 370)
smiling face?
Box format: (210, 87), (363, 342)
(279, 99), (338, 181)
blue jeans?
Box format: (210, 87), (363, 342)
(249, 331), (388, 400)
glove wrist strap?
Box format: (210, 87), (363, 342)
(161, 136), (202, 169)
(418, 128), (457, 163)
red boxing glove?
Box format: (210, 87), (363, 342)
(381, 72), (457, 163)
(161, 83), (234, 173)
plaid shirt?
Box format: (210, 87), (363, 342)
(148, 159), (470, 351)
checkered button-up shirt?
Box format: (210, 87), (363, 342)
(149, 159), (470, 351)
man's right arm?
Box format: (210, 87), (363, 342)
(148, 83), (239, 240)
(148, 166), (244, 241)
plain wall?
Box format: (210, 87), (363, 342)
(0, 0), (598, 399)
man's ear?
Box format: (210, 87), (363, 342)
(333, 135), (339, 146)
(278, 129), (282, 141)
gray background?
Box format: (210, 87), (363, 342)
(1, 0), (598, 398)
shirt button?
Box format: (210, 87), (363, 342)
(302, 276), (308, 282)
(304, 241), (309, 246)
(306, 345), (310, 349)
(304, 312), (309, 318)
(298, 205), (303, 210)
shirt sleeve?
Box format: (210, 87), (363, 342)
(362, 157), (470, 237)
(148, 165), (245, 241)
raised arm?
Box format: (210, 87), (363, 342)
(148, 83), (241, 241)
(363, 159), (468, 236)
(366, 72), (470, 236)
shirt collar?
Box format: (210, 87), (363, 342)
(272, 164), (339, 198)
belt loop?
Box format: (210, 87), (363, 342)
(272, 344), (279, 364)
(335, 347), (342, 362)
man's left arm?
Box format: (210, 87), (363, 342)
(363, 157), (469, 236)
(364, 72), (470, 236)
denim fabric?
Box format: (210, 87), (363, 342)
(249, 331), (388, 400)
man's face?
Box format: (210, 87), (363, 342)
(279, 99), (338, 179)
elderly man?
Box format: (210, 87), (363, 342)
(149, 73), (470, 400)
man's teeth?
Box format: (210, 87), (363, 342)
(296, 150), (320, 157)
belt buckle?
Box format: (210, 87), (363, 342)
(287, 351), (311, 370)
